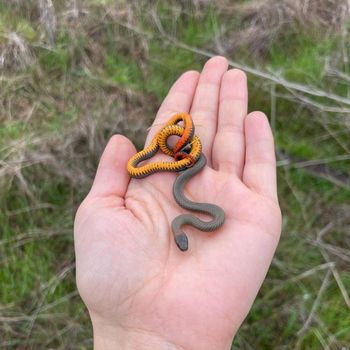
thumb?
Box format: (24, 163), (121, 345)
(89, 134), (136, 198)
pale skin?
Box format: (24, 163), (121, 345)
(74, 56), (282, 350)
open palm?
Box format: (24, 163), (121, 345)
(74, 56), (282, 350)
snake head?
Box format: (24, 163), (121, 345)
(174, 233), (188, 251)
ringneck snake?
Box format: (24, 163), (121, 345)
(127, 112), (225, 251)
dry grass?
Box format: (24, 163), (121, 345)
(216, 0), (350, 58)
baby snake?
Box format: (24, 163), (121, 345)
(127, 113), (225, 251)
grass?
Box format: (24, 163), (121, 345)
(1, 0), (350, 349)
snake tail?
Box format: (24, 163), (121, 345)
(172, 154), (225, 251)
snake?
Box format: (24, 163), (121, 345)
(127, 113), (202, 178)
(171, 153), (225, 251)
(127, 112), (225, 251)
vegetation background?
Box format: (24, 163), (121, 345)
(1, 0), (350, 349)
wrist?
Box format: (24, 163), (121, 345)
(92, 318), (184, 350)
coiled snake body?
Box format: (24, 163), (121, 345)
(127, 113), (225, 251)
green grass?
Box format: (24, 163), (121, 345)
(1, 1), (350, 349)
(0, 10), (37, 43)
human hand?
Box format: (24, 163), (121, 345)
(74, 56), (282, 350)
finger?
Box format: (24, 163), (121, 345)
(242, 112), (278, 202)
(190, 56), (229, 165)
(212, 69), (248, 177)
(145, 70), (200, 146)
(89, 135), (136, 198)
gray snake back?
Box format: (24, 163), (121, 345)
(171, 154), (225, 251)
